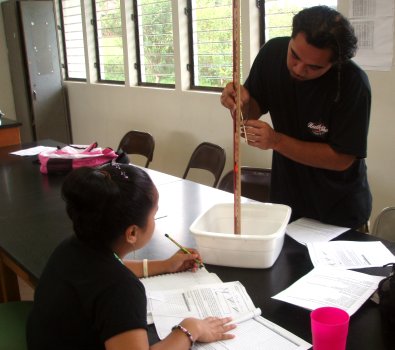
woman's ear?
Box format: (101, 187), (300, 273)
(125, 225), (138, 244)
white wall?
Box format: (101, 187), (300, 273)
(1, 0), (394, 226)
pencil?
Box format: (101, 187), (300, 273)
(228, 307), (261, 325)
(164, 233), (204, 268)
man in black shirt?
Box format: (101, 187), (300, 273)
(221, 6), (371, 229)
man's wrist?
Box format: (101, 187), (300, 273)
(272, 131), (282, 151)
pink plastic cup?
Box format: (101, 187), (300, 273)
(311, 307), (350, 350)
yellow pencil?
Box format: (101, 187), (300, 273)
(165, 233), (204, 268)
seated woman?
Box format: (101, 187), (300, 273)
(26, 164), (235, 350)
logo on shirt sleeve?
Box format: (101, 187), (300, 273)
(307, 122), (329, 137)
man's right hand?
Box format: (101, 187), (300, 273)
(220, 82), (250, 115)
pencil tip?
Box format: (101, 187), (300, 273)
(164, 233), (169, 237)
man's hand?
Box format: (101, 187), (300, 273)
(220, 82), (251, 115)
(243, 120), (279, 150)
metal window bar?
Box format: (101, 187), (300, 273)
(58, 0), (87, 80)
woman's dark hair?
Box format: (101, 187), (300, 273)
(61, 164), (155, 247)
(292, 6), (357, 64)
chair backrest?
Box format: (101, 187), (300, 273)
(218, 166), (271, 202)
(371, 207), (395, 242)
(183, 142), (226, 187)
(117, 130), (155, 168)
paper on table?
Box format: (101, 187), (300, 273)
(150, 281), (256, 339)
(286, 218), (349, 245)
(10, 146), (56, 156)
(307, 241), (395, 269)
(141, 267), (222, 324)
(272, 267), (384, 316)
(194, 316), (311, 350)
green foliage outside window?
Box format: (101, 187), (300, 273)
(89, 0), (336, 86)
(137, 0), (175, 85)
(192, 0), (234, 88)
(95, 0), (125, 81)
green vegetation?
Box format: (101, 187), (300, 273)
(94, 0), (316, 87)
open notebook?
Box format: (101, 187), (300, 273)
(146, 278), (310, 350)
(140, 267), (222, 324)
(141, 268), (310, 349)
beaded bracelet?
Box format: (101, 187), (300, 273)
(171, 324), (194, 349)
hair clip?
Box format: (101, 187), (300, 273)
(120, 171), (129, 179)
(111, 163), (129, 179)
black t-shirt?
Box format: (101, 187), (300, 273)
(26, 236), (147, 350)
(244, 37), (372, 229)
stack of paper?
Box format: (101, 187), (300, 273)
(280, 217), (395, 315)
(272, 267), (384, 315)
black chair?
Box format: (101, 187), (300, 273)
(218, 166), (271, 202)
(117, 130), (155, 168)
(183, 142), (226, 187)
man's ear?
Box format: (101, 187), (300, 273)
(125, 225), (138, 244)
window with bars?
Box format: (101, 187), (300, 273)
(186, 0), (235, 91)
(185, 0), (337, 90)
(58, 0), (87, 80)
(57, 0), (338, 86)
(263, 0), (337, 44)
(133, 0), (175, 87)
(92, 0), (125, 83)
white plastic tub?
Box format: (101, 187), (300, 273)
(190, 202), (291, 269)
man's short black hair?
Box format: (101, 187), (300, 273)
(292, 6), (358, 64)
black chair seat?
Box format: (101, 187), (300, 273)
(218, 166), (271, 202)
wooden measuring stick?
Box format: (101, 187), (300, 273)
(232, 0), (241, 235)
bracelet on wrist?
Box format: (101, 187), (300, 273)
(143, 259), (148, 278)
(171, 324), (194, 349)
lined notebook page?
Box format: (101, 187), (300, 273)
(141, 267), (222, 290)
(141, 267), (222, 324)
(194, 316), (311, 350)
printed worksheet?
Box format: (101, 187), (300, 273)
(141, 267), (222, 324)
(307, 241), (395, 269)
(286, 218), (349, 244)
(150, 281), (256, 339)
(272, 267), (384, 315)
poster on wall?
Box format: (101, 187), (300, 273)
(349, 0), (394, 71)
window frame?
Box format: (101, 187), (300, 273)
(186, 0), (234, 93)
(132, 0), (175, 88)
(91, 0), (125, 84)
(58, 0), (87, 82)
(257, 0), (266, 47)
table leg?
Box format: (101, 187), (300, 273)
(0, 252), (21, 302)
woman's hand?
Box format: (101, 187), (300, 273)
(164, 248), (203, 273)
(180, 317), (236, 343)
